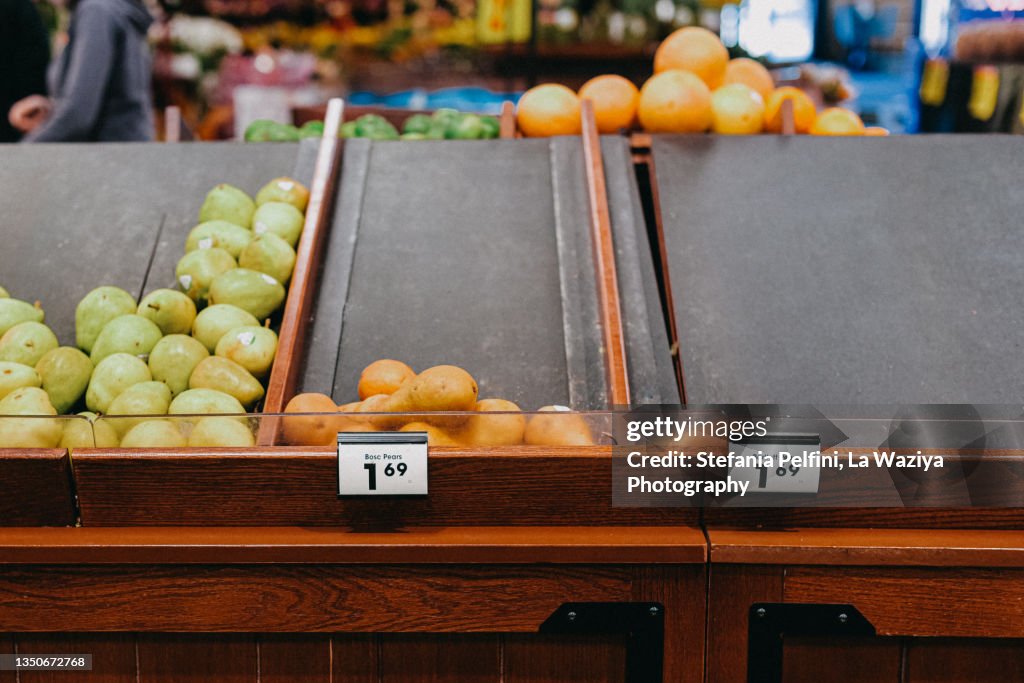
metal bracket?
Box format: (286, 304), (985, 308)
(748, 603), (876, 683)
(540, 602), (664, 683)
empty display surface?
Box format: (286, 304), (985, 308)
(653, 135), (1024, 404)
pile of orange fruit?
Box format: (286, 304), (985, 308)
(516, 27), (888, 137)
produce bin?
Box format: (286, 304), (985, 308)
(646, 133), (1024, 682)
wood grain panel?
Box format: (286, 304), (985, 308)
(705, 507), (1024, 530)
(709, 528), (1024, 567)
(504, 634), (626, 682)
(782, 637), (901, 683)
(15, 634), (136, 683)
(380, 635), (500, 682)
(785, 567), (1024, 638)
(0, 526), (707, 565)
(633, 564), (705, 682)
(137, 635), (257, 682)
(0, 450), (76, 527)
(0, 635), (14, 683)
(706, 564), (785, 683)
(332, 635), (378, 683)
(72, 447), (691, 527)
(904, 638), (1024, 682)
(260, 635), (331, 682)
(0, 565), (632, 632)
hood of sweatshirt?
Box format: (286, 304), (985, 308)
(77, 0), (153, 33)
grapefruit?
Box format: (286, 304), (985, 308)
(710, 84), (765, 134)
(517, 84), (582, 137)
(654, 27), (729, 89)
(638, 70), (712, 133)
(723, 58), (774, 102)
(763, 86), (816, 133)
(578, 75), (640, 133)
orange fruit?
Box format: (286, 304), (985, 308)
(516, 84), (582, 137)
(654, 27), (729, 89)
(864, 126), (890, 136)
(723, 58), (774, 102)
(283, 392), (344, 446)
(763, 86), (816, 133)
(358, 359), (415, 400)
(638, 70), (712, 133)
(710, 84), (765, 134)
(578, 75), (640, 133)
(810, 107), (866, 136)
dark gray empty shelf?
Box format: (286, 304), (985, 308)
(299, 138), (609, 410)
(652, 135), (1024, 404)
(0, 142), (314, 344)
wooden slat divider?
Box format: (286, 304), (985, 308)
(499, 101), (517, 138)
(580, 100), (630, 406)
(261, 98), (346, 436)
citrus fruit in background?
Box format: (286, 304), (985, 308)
(710, 84), (765, 134)
(638, 70), (712, 133)
(653, 27), (729, 89)
(723, 58), (775, 102)
(810, 107), (866, 135)
(865, 126), (890, 136)
(516, 84), (582, 137)
(578, 75), (640, 133)
(763, 86), (817, 133)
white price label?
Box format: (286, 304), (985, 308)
(338, 432), (428, 496)
(728, 437), (821, 494)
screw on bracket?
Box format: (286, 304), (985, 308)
(756, 607), (767, 618)
(649, 606), (659, 616)
(838, 613), (848, 624)
(567, 611), (577, 622)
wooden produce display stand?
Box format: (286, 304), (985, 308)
(0, 109), (706, 681)
(646, 134), (1024, 682)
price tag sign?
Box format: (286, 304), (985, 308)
(728, 434), (821, 494)
(338, 432), (428, 496)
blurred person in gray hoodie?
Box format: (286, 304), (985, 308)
(9, 0), (154, 141)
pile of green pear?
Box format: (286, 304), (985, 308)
(0, 176), (309, 450)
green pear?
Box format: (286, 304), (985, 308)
(85, 353), (152, 414)
(36, 346), (93, 414)
(255, 177), (309, 212)
(238, 232), (296, 285)
(169, 388), (246, 418)
(251, 202), (304, 248)
(0, 285), (8, 298)
(0, 361), (42, 401)
(0, 298), (45, 337)
(188, 416), (255, 447)
(138, 289), (197, 336)
(208, 269), (285, 322)
(188, 356), (264, 408)
(215, 326), (277, 379)
(120, 419), (187, 448)
(0, 387), (62, 448)
(75, 286), (136, 354)
(149, 334), (208, 396)
(199, 184), (255, 227)
(106, 381), (173, 437)
(185, 220), (254, 259)
(0, 322), (58, 367)
(192, 304), (259, 352)
(61, 412), (120, 449)
(90, 314), (163, 364)
(175, 248), (237, 302)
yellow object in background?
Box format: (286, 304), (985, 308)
(968, 66), (999, 121)
(477, 0), (531, 44)
(920, 59), (949, 106)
